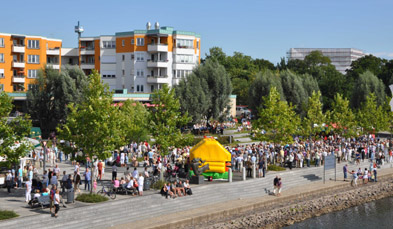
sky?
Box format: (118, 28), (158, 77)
(1, 0), (392, 64)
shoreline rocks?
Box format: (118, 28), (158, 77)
(201, 180), (393, 229)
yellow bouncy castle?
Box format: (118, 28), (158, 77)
(189, 137), (232, 179)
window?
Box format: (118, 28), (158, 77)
(102, 41), (115, 48)
(131, 39), (134, 45)
(0, 84), (3, 92)
(196, 41), (199, 49)
(131, 54), (134, 59)
(136, 85), (140, 92)
(137, 38), (144, 46)
(0, 69), (4, 78)
(176, 39), (193, 48)
(122, 40), (125, 47)
(136, 69), (144, 77)
(122, 55), (125, 61)
(102, 74), (115, 78)
(136, 53), (144, 61)
(28, 55), (40, 64)
(28, 69), (38, 78)
(141, 85), (144, 92)
(0, 38), (4, 47)
(28, 84), (38, 91)
(0, 53), (4, 62)
(175, 55), (193, 63)
(27, 40), (40, 49)
(151, 85), (154, 92)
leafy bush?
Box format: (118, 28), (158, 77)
(217, 136), (230, 145)
(268, 164), (286, 171)
(0, 210), (19, 220)
(151, 180), (166, 190)
(75, 193), (108, 203)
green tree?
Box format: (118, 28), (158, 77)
(248, 70), (284, 116)
(326, 93), (356, 137)
(351, 70), (386, 109)
(301, 91), (325, 138)
(253, 87), (300, 144)
(175, 73), (210, 123)
(27, 66), (88, 138)
(280, 70), (308, 115)
(357, 93), (389, 134)
(304, 50), (331, 67)
(149, 85), (192, 155)
(0, 92), (33, 168)
(118, 100), (150, 143)
(346, 55), (385, 79)
(192, 59), (232, 121)
(57, 71), (122, 191)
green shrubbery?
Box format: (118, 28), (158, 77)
(0, 210), (19, 220)
(268, 164), (286, 171)
(151, 180), (166, 190)
(75, 193), (108, 203)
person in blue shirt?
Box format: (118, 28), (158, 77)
(84, 168), (91, 191)
(148, 150), (154, 167)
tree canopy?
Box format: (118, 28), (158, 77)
(149, 84), (192, 155)
(0, 92), (33, 167)
(27, 66), (88, 138)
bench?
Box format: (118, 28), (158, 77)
(29, 195), (51, 209)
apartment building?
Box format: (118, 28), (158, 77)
(79, 23), (201, 92)
(0, 33), (61, 92)
(287, 48), (365, 74)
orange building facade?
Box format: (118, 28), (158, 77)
(0, 33), (61, 92)
(79, 23), (201, 93)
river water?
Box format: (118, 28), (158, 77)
(285, 196), (393, 229)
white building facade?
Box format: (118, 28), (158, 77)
(287, 48), (365, 74)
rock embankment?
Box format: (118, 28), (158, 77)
(204, 180), (393, 229)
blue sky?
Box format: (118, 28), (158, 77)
(1, 0), (392, 64)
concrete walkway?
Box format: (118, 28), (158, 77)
(1, 159), (391, 228)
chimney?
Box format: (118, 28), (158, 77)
(154, 22), (160, 29)
(146, 22), (151, 30)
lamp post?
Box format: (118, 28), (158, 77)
(42, 140), (47, 173)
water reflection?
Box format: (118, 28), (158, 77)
(285, 197), (393, 229)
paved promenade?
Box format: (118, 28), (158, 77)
(0, 160), (391, 228)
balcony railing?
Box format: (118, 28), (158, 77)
(176, 45), (194, 49)
(146, 75), (168, 78)
(81, 46), (95, 50)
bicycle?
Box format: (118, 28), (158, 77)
(97, 185), (116, 200)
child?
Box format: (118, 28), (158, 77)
(93, 179), (97, 193)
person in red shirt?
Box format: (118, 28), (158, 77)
(97, 160), (103, 180)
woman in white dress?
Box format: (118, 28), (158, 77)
(138, 173), (144, 196)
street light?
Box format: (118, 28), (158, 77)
(41, 140), (47, 173)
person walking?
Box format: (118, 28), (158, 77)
(74, 171), (81, 194)
(53, 190), (60, 217)
(25, 179), (32, 203)
(138, 173), (144, 196)
(343, 164), (348, 181)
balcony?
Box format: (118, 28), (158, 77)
(12, 45), (25, 53)
(80, 46), (95, 55)
(47, 48), (60, 55)
(173, 47), (195, 55)
(147, 60), (169, 68)
(147, 75), (169, 84)
(12, 61), (25, 68)
(81, 63), (95, 69)
(12, 75), (25, 83)
(148, 43), (168, 52)
(47, 63), (60, 69)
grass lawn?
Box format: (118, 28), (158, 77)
(75, 193), (108, 203)
(0, 210), (19, 220)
